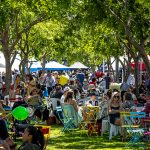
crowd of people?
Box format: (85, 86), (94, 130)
(0, 69), (150, 149)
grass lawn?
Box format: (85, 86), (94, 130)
(46, 125), (146, 150)
(16, 125), (149, 150)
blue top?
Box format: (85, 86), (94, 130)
(76, 73), (85, 85)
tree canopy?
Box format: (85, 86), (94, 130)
(0, 0), (149, 88)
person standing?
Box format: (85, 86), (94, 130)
(45, 71), (55, 96)
(104, 73), (111, 90)
(76, 70), (85, 86)
(127, 73), (135, 86)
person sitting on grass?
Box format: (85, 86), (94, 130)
(0, 103), (16, 150)
(18, 126), (45, 150)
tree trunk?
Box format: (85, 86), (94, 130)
(125, 26), (150, 75)
(19, 58), (26, 80)
(134, 56), (139, 96)
(131, 39), (150, 75)
(138, 48), (150, 75)
(115, 57), (119, 83)
(119, 58), (125, 83)
(107, 57), (111, 73)
(41, 54), (46, 69)
(110, 63), (115, 82)
(3, 51), (12, 95)
(91, 65), (95, 76)
(25, 58), (30, 74)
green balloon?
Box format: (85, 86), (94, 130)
(12, 106), (29, 120)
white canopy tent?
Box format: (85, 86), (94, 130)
(0, 63), (5, 68)
(41, 61), (70, 71)
(30, 62), (42, 72)
(0, 63), (5, 72)
(0, 53), (21, 71)
(0, 53), (5, 72)
(70, 62), (88, 69)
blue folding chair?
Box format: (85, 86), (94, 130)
(61, 104), (78, 132)
(56, 106), (64, 124)
(121, 112), (146, 149)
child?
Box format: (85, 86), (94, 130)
(18, 126), (45, 150)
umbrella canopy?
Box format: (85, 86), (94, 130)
(30, 62), (42, 72)
(42, 61), (70, 71)
(70, 62), (88, 69)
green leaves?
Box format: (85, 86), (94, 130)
(0, 0), (149, 69)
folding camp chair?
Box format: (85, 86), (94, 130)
(56, 106), (63, 124)
(143, 117), (150, 142)
(61, 104), (78, 133)
(121, 112), (146, 149)
(100, 103), (109, 136)
(82, 106), (100, 136)
(34, 125), (51, 150)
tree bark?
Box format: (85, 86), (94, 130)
(19, 57), (26, 80)
(125, 26), (150, 75)
(41, 53), (46, 69)
(3, 51), (12, 95)
(134, 56), (139, 96)
(138, 47), (150, 75)
(107, 57), (111, 73)
(115, 57), (119, 83)
(119, 58), (125, 82)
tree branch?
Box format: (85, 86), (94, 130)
(9, 15), (50, 53)
(10, 51), (18, 67)
(108, 7), (125, 26)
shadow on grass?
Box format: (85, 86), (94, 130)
(14, 125), (148, 150)
(49, 125), (127, 149)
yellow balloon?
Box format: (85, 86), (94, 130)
(59, 75), (69, 86)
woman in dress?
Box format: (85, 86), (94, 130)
(109, 92), (122, 126)
(64, 90), (78, 112)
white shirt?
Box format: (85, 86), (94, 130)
(86, 99), (99, 106)
(45, 76), (55, 87)
(12, 74), (16, 85)
(61, 95), (65, 104)
(127, 74), (135, 86)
